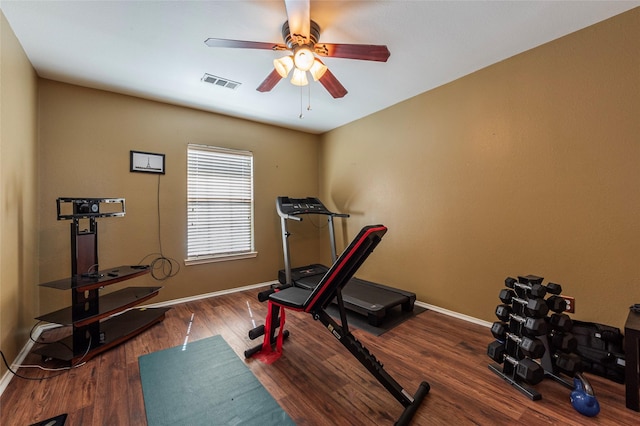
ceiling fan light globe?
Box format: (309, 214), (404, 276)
(309, 59), (328, 81)
(293, 47), (314, 71)
(273, 56), (294, 78)
(290, 68), (309, 86)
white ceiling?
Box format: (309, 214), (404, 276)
(2, 1), (638, 134)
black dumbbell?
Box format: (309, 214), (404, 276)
(554, 352), (582, 376)
(549, 330), (577, 353)
(520, 274), (563, 295)
(487, 341), (545, 385)
(498, 289), (549, 318)
(517, 274), (545, 285)
(491, 322), (546, 358)
(549, 313), (573, 331)
(547, 295), (568, 313)
(506, 277), (546, 298)
(509, 275), (563, 295)
(498, 288), (514, 304)
(495, 305), (547, 336)
(545, 282), (562, 295)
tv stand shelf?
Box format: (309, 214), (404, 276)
(34, 198), (168, 364)
(34, 307), (169, 363)
(40, 265), (152, 291)
(36, 282), (162, 327)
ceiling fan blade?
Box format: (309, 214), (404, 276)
(205, 38), (286, 51)
(318, 69), (347, 99)
(256, 69), (284, 92)
(315, 43), (390, 62)
(284, 0), (310, 41)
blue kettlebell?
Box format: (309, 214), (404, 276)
(570, 374), (600, 417)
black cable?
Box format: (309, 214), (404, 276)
(29, 321), (74, 353)
(28, 320), (44, 344)
(137, 174), (180, 281)
(157, 173), (163, 255)
(0, 349), (50, 381)
(0, 335), (91, 381)
(137, 252), (180, 281)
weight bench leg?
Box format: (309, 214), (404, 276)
(315, 309), (429, 424)
(245, 301), (288, 359)
(245, 330), (290, 358)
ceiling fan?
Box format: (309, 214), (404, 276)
(204, 0), (390, 99)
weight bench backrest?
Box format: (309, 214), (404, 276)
(269, 224), (387, 312)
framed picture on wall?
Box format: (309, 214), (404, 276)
(130, 150), (165, 174)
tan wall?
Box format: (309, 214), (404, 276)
(3, 7), (639, 375)
(37, 80), (321, 315)
(0, 11), (39, 376)
(320, 9), (640, 330)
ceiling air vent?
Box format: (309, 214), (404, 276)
(201, 73), (241, 90)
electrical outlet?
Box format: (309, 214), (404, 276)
(561, 295), (575, 313)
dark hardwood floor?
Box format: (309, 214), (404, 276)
(1, 287), (638, 425)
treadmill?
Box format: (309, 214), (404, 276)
(276, 196), (416, 326)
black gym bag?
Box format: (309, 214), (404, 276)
(571, 320), (625, 384)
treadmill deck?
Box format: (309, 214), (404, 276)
(279, 264), (415, 326)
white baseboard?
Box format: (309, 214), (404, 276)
(141, 280), (279, 309)
(1, 280), (490, 396)
(415, 301), (492, 328)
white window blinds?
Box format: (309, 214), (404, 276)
(187, 144), (255, 262)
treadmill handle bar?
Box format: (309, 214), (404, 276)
(327, 213), (349, 262)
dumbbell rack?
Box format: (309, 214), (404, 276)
(488, 275), (582, 400)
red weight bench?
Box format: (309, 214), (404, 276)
(245, 225), (429, 425)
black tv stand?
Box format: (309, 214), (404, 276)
(34, 198), (169, 364)
(276, 196), (416, 326)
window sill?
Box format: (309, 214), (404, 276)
(184, 251), (258, 266)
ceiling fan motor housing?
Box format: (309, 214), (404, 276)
(282, 19), (321, 49)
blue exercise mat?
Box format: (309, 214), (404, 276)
(138, 335), (295, 425)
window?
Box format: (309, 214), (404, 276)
(186, 144), (255, 264)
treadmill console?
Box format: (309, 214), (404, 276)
(277, 196), (334, 217)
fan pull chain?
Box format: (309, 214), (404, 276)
(298, 77), (313, 119)
(299, 84), (304, 119)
